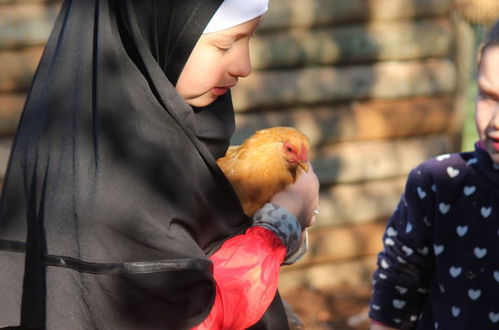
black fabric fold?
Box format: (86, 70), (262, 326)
(1, 239), (213, 275)
(45, 255), (213, 275)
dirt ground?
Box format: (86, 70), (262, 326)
(282, 283), (373, 330)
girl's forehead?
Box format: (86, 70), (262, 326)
(481, 46), (499, 75)
(483, 45), (499, 63)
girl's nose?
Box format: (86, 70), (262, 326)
(229, 45), (252, 78)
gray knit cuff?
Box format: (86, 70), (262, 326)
(282, 229), (308, 265)
(252, 203), (302, 259)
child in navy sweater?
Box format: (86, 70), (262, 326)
(369, 20), (499, 330)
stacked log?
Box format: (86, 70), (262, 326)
(231, 0), (461, 291)
(454, 0), (499, 25)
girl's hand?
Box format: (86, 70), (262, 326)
(270, 163), (320, 229)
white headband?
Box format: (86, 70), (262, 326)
(203, 0), (269, 34)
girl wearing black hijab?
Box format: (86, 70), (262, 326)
(0, 0), (319, 329)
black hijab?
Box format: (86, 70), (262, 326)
(0, 0), (289, 328)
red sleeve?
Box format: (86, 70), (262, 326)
(193, 226), (286, 330)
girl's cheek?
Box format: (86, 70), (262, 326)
(475, 105), (487, 137)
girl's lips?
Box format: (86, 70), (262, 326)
(488, 137), (499, 151)
(212, 87), (229, 96)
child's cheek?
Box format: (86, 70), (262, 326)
(475, 105), (489, 139)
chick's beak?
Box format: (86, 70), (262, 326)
(298, 161), (309, 172)
(297, 143), (310, 172)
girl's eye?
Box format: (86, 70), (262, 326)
(215, 44), (232, 52)
(478, 87), (499, 101)
(479, 91), (491, 99)
(479, 92), (499, 104)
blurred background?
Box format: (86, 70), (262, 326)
(1, 0), (498, 329)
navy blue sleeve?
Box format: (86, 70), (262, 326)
(369, 165), (436, 329)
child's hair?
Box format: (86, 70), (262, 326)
(477, 20), (499, 67)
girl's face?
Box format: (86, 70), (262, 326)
(175, 16), (262, 107)
(475, 45), (499, 164)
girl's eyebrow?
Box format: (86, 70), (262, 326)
(214, 31), (253, 41)
(211, 35), (236, 42)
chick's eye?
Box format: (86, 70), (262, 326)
(285, 145), (294, 153)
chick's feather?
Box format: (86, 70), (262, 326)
(217, 127), (310, 217)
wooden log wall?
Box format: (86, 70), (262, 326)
(0, 0), (61, 174)
(0, 0), (463, 294)
(231, 0), (460, 292)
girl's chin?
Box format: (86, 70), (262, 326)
(185, 93), (218, 107)
(485, 143), (499, 164)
